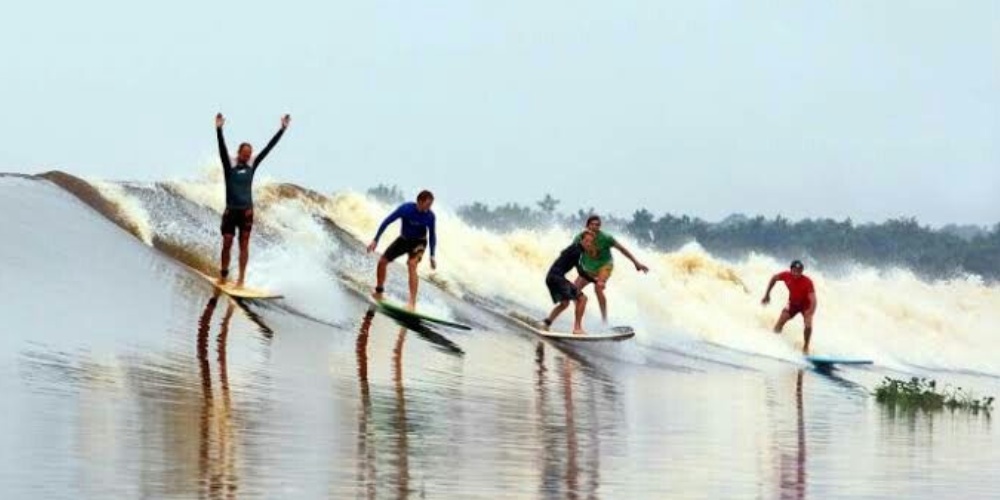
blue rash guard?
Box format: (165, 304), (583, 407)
(217, 126), (285, 209)
(373, 202), (437, 257)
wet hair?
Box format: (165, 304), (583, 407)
(790, 260), (804, 270)
(238, 142), (252, 152)
(586, 215), (601, 226)
(579, 229), (595, 240)
(417, 190), (434, 203)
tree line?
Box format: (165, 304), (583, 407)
(366, 185), (1000, 282)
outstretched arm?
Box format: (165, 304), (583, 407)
(253, 114), (291, 168)
(612, 241), (649, 272)
(216, 113), (231, 170)
(367, 205), (405, 252)
(761, 275), (779, 305)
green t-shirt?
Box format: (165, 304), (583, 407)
(574, 231), (616, 273)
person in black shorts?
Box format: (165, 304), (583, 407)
(367, 190), (437, 308)
(215, 112), (290, 287)
(540, 230), (597, 334)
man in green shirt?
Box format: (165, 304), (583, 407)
(572, 215), (649, 324)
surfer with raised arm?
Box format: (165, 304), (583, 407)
(215, 112), (290, 287)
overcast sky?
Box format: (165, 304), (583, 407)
(1, 1), (997, 225)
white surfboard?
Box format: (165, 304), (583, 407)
(509, 312), (635, 342)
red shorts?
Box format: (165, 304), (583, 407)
(785, 302), (812, 318)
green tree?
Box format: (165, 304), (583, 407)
(366, 184), (405, 205)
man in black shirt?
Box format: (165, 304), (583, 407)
(215, 112), (290, 287)
(541, 230), (597, 334)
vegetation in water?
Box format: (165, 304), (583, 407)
(874, 376), (994, 414)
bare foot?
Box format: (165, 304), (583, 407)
(235, 279), (245, 288)
(572, 329), (586, 335)
(371, 291), (384, 302)
(406, 302), (416, 312)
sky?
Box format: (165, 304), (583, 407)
(1, 1), (997, 226)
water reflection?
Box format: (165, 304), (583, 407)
(355, 308), (413, 498)
(196, 291), (238, 499)
(534, 342), (601, 499)
(355, 309), (377, 500)
(778, 370), (807, 500)
(391, 324), (411, 498)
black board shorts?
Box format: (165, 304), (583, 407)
(545, 273), (579, 304)
(383, 236), (427, 262)
(221, 208), (254, 235)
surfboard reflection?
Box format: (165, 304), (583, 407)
(372, 306), (464, 356)
(196, 290), (239, 499)
(227, 297), (274, 340)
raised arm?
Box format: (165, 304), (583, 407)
(216, 113), (231, 170)
(253, 114), (290, 168)
(612, 241), (649, 272)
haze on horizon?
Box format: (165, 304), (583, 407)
(1, 1), (996, 226)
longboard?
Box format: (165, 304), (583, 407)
(367, 296), (472, 331)
(196, 271), (284, 300)
(806, 355), (873, 368)
(509, 312), (635, 342)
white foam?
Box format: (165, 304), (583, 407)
(327, 193), (1000, 375)
(87, 178), (1000, 375)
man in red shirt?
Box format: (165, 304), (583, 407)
(761, 260), (817, 354)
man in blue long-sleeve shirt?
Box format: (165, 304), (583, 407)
(215, 112), (290, 287)
(366, 190), (437, 308)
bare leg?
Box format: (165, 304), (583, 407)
(373, 257), (389, 300)
(594, 280), (608, 325)
(236, 230), (251, 287)
(587, 267), (613, 325)
(572, 294), (588, 334)
(546, 301), (570, 329)
(802, 310), (815, 354)
(773, 310), (793, 334)
(406, 257), (420, 310)
(219, 234), (235, 283)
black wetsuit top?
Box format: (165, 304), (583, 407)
(217, 127), (285, 209)
(548, 242), (584, 276)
